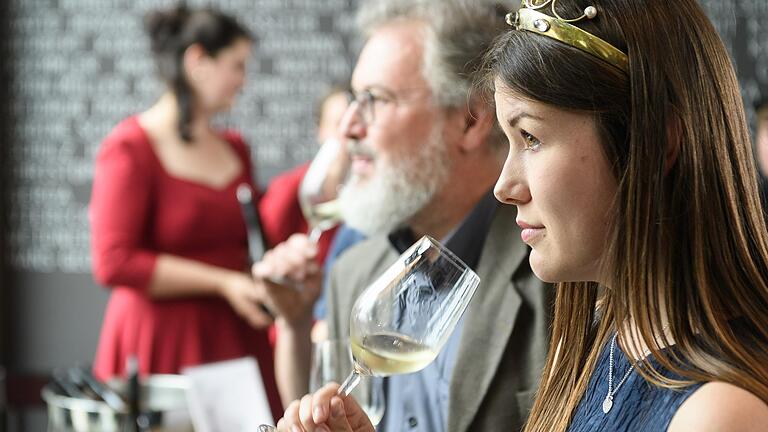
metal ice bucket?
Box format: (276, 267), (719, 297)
(41, 374), (193, 432)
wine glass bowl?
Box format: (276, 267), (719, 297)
(340, 235), (480, 392)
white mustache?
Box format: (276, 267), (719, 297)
(347, 140), (377, 159)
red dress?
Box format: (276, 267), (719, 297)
(89, 116), (282, 419)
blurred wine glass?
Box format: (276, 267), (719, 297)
(298, 137), (348, 243)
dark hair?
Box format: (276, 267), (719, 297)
(145, 4), (253, 142)
(482, 0), (768, 430)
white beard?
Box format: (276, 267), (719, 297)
(338, 120), (450, 236)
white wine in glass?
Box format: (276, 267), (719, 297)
(310, 339), (385, 426)
(259, 235), (480, 432)
(301, 199), (341, 242)
(350, 332), (437, 376)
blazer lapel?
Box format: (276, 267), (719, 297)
(448, 204), (529, 432)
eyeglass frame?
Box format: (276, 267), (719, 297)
(345, 85), (432, 126)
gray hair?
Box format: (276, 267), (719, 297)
(356, 0), (509, 150)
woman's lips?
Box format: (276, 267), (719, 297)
(520, 227), (545, 243)
(517, 220), (545, 244)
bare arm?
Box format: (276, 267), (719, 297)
(148, 254), (274, 328)
(252, 234), (323, 406)
(274, 316), (314, 407)
(149, 253), (239, 297)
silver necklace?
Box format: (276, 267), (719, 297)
(602, 332), (634, 414)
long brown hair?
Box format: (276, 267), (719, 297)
(481, 1), (768, 430)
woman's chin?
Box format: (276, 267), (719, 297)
(529, 257), (557, 283)
(529, 252), (572, 284)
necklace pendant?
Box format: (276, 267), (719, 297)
(602, 395), (613, 414)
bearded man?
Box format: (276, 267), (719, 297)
(254, 1), (554, 430)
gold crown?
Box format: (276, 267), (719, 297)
(505, 0), (628, 73)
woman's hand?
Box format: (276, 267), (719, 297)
(219, 271), (274, 329)
(276, 383), (375, 432)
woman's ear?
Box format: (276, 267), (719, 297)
(182, 43), (207, 83)
(665, 113), (682, 174)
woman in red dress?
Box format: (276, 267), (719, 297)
(88, 4), (281, 418)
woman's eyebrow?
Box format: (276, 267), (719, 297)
(507, 112), (544, 128)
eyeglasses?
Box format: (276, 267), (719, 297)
(345, 87), (431, 126)
(345, 89), (382, 125)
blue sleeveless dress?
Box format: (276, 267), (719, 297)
(566, 336), (704, 431)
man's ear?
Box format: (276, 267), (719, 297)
(665, 113), (682, 174)
(457, 99), (495, 153)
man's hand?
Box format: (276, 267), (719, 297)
(252, 234), (323, 328)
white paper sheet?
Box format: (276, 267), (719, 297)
(182, 357), (274, 432)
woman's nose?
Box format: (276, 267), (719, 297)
(494, 153), (530, 206)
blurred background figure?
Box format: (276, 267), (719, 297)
(755, 95), (768, 208)
(259, 84), (351, 263)
(258, 85), (351, 350)
(88, 4), (282, 418)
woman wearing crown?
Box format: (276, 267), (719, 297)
(269, 0), (768, 431)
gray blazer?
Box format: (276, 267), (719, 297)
(326, 204), (554, 432)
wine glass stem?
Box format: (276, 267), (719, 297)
(337, 369), (361, 396)
(308, 226), (323, 243)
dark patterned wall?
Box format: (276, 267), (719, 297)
(6, 0), (359, 276)
(701, 0), (768, 128)
(0, 0), (11, 366)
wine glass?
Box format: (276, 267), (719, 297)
(341, 235), (480, 393)
(299, 137), (348, 243)
(259, 235), (480, 431)
(310, 339), (385, 426)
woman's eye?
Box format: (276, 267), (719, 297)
(521, 130), (542, 151)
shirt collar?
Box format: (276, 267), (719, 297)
(387, 190), (499, 271)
